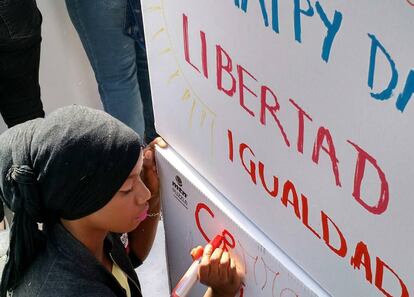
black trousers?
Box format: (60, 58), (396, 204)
(0, 0), (44, 128)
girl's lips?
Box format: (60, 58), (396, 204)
(136, 204), (149, 221)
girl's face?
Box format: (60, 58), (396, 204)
(85, 152), (151, 233)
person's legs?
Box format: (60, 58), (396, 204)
(0, 0), (44, 128)
(135, 44), (158, 143)
(65, 0), (145, 137)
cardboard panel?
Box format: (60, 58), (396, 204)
(157, 147), (328, 297)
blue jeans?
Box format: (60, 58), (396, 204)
(65, 0), (157, 141)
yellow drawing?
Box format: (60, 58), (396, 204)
(144, 5), (163, 13)
(146, 1), (217, 155)
(189, 99), (197, 127)
(160, 47), (172, 55)
(168, 69), (181, 83)
(182, 89), (191, 101)
(151, 27), (165, 40)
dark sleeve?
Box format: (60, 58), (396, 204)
(36, 280), (118, 297)
(78, 288), (117, 297)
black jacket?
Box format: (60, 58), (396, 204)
(12, 223), (143, 297)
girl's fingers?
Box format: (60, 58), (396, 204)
(199, 244), (213, 282)
(219, 251), (230, 283)
(148, 137), (167, 148)
(208, 248), (223, 280)
(229, 257), (239, 284)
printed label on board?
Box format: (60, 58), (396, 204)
(172, 175), (189, 209)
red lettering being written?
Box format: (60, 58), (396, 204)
(237, 65), (257, 117)
(184, 15), (392, 218)
(239, 142), (257, 185)
(195, 203), (214, 243)
(182, 14), (208, 78)
(258, 161), (278, 198)
(289, 98), (313, 154)
(222, 229), (236, 251)
(281, 180), (301, 219)
(312, 127), (341, 187)
(321, 211), (347, 258)
(260, 85), (290, 147)
(228, 129), (234, 162)
(375, 257), (409, 297)
(301, 194), (321, 239)
(194, 203), (236, 251)
(280, 288), (299, 297)
(347, 140), (389, 215)
(183, 14), (201, 74)
(351, 241), (373, 283)
(200, 30), (208, 78)
(227, 130), (406, 296)
(216, 45), (236, 96)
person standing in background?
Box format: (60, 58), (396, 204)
(0, 0), (45, 128)
(0, 0), (45, 225)
(65, 0), (158, 144)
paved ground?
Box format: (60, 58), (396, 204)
(136, 220), (170, 296)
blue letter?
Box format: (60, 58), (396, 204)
(396, 70), (414, 112)
(239, 0), (270, 27)
(293, 0), (314, 43)
(315, 1), (343, 63)
(367, 34), (398, 100)
(272, 0), (280, 33)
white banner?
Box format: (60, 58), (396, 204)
(143, 1), (414, 296)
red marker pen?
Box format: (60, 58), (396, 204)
(171, 235), (223, 297)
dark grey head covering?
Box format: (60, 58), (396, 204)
(0, 105), (141, 296)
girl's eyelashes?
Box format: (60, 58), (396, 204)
(120, 174), (142, 194)
(119, 183), (133, 193)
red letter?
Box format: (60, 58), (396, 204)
(221, 229), (236, 251)
(216, 45), (236, 96)
(351, 241), (373, 283)
(258, 161), (278, 198)
(321, 211), (347, 257)
(312, 127), (341, 187)
(375, 257), (409, 297)
(347, 140), (389, 215)
(228, 129), (234, 162)
(260, 85), (290, 147)
(301, 194), (321, 239)
(195, 203), (214, 243)
(237, 65), (257, 117)
(200, 31), (208, 78)
(289, 98), (312, 154)
(281, 180), (301, 219)
(239, 143), (257, 185)
(183, 14), (201, 73)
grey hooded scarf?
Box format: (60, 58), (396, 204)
(0, 105), (141, 296)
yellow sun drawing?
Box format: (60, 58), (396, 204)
(144, 1), (217, 155)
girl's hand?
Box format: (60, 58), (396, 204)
(140, 137), (167, 211)
(198, 244), (242, 297)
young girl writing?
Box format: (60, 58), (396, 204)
(0, 105), (241, 297)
